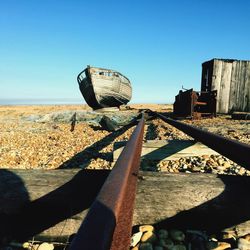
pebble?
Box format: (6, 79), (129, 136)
(153, 246), (164, 250)
(238, 238), (250, 249)
(141, 231), (157, 243)
(172, 245), (186, 250)
(207, 242), (231, 250)
(169, 229), (185, 242)
(157, 238), (174, 248)
(139, 242), (153, 250)
(139, 225), (155, 233)
(37, 243), (54, 250)
(130, 227), (244, 250)
(157, 229), (168, 239)
(131, 245), (139, 250)
(243, 234), (250, 241)
(131, 232), (143, 247)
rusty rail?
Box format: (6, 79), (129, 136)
(69, 110), (249, 250)
(151, 111), (250, 170)
(69, 115), (145, 250)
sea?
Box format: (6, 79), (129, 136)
(0, 98), (83, 105)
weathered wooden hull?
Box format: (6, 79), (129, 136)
(77, 66), (132, 110)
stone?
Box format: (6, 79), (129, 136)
(37, 243), (54, 250)
(139, 225), (154, 233)
(243, 234), (250, 241)
(172, 244), (187, 250)
(207, 242), (231, 250)
(22, 242), (30, 249)
(141, 231), (157, 243)
(153, 246), (164, 250)
(238, 168), (246, 176)
(131, 245), (139, 250)
(157, 229), (168, 239)
(192, 166), (201, 172)
(202, 154), (210, 159)
(99, 115), (120, 131)
(238, 238), (250, 250)
(206, 241), (218, 249)
(217, 159), (224, 165)
(216, 242), (231, 249)
(221, 231), (236, 240)
(222, 162), (231, 168)
(131, 231), (143, 247)
(139, 242), (153, 250)
(169, 229), (185, 242)
(157, 239), (174, 249)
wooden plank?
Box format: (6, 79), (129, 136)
(228, 60), (238, 112)
(113, 140), (220, 162)
(0, 169), (110, 242)
(134, 172), (250, 237)
(234, 60), (242, 111)
(244, 61), (250, 112)
(238, 61), (247, 111)
(211, 59), (223, 112)
(234, 60), (250, 112)
(231, 112), (250, 120)
(1, 170), (250, 241)
(218, 61), (232, 113)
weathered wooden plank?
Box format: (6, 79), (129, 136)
(238, 61), (247, 111)
(228, 60), (238, 112)
(234, 60), (242, 111)
(1, 170), (250, 242)
(244, 61), (250, 112)
(113, 140), (219, 162)
(0, 169), (110, 242)
(134, 172), (250, 237)
(231, 112), (250, 120)
(211, 59), (223, 112)
(218, 61), (232, 113)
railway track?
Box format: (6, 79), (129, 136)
(69, 110), (250, 250)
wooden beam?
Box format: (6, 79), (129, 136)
(134, 172), (250, 237)
(231, 112), (250, 120)
(1, 170), (250, 242)
(0, 169), (109, 242)
(113, 140), (219, 162)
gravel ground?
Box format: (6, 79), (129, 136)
(0, 105), (249, 175)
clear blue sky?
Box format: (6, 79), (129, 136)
(1, 0), (250, 104)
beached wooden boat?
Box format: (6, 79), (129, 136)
(77, 66), (132, 110)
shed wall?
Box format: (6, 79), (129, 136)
(201, 59), (250, 113)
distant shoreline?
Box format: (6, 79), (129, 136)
(0, 99), (83, 105)
(0, 99), (173, 106)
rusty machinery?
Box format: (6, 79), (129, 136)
(173, 88), (217, 119)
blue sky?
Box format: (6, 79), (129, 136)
(0, 0), (250, 104)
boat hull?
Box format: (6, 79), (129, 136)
(77, 66), (132, 109)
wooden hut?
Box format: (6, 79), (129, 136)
(201, 58), (250, 113)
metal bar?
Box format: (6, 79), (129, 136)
(152, 111), (250, 170)
(69, 115), (145, 250)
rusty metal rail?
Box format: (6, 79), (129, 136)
(69, 115), (145, 250)
(150, 110), (250, 170)
(69, 110), (250, 250)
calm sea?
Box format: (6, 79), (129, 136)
(0, 99), (83, 105)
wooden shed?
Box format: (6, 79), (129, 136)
(201, 58), (250, 113)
